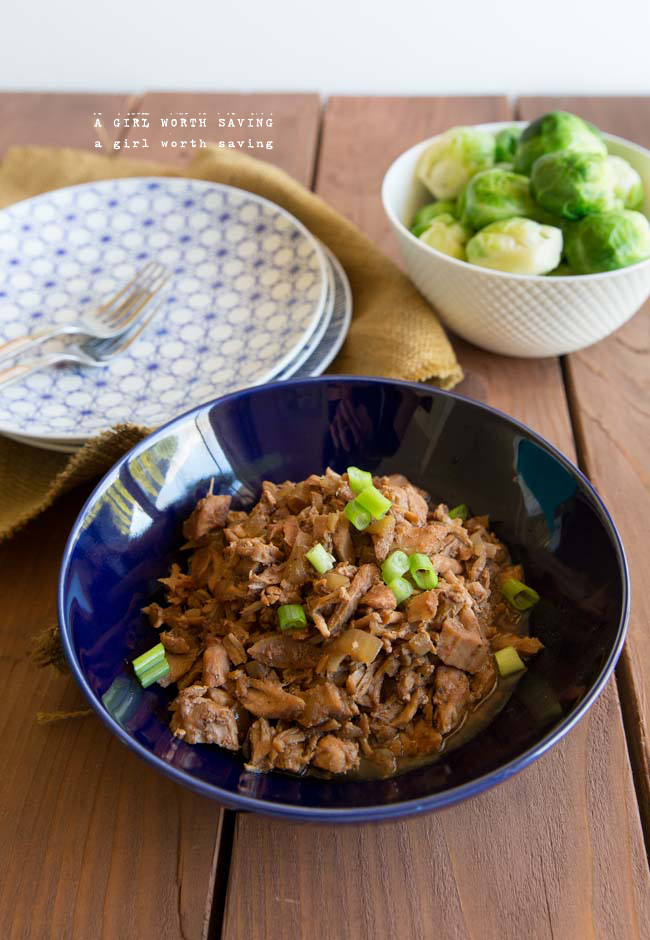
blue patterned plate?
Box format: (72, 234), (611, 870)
(0, 178), (328, 442)
(278, 247), (352, 380)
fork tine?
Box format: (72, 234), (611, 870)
(96, 298), (163, 359)
(107, 269), (170, 333)
(95, 262), (157, 321)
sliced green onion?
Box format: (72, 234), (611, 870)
(449, 504), (468, 521)
(347, 466), (373, 495)
(132, 642), (166, 676)
(501, 578), (540, 611)
(344, 498), (372, 531)
(388, 576), (413, 606)
(138, 658), (171, 688)
(381, 549), (409, 584)
(356, 484), (392, 520)
(409, 552), (439, 590)
(278, 603), (307, 632)
(306, 543), (335, 575)
(495, 646), (526, 677)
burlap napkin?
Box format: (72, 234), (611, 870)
(0, 145), (462, 541)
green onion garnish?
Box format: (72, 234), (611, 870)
(306, 543), (335, 575)
(495, 646), (526, 677)
(381, 549), (409, 584)
(355, 484), (392, 520)
(138, 659), (171, 688)
(449, 504), (468, 521)
(409, 553), (439, 591)
(133, 642), (166, 676)
(344, 498), (372, 531)
(388, 576), (413, 606)
(501, 578), (540, 611)
(278, 604), (308, 631)
(132, 643), (169, 688)
(347, 466), (373, 495)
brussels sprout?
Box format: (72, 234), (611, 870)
(494, 161), (515, 172)
(466, 217), (563, 275)
(547, 263), (575, 276)
(416, 127), (495, 200)
(607, 155), (644, 210)
(494, 126), (522, 163)
(514, 111), (606, 175)
(418, 213), (471, 260)
(455, 183), (469, 224)
(461, 168), (537, 229)
(530, 151), (616, 220)
(410, 200), (457, 236)
(564, 210), (650, 273)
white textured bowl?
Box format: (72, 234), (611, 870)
(382, 121), (650, 357)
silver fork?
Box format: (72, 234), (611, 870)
(0, 298), (164, 391)
(0, 261), (169, 366)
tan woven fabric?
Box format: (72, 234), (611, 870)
(0, 145), (462, 541)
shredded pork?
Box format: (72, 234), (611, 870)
(150, 469), (542, 777)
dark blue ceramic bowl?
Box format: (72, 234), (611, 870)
(59, 377), (629, 822)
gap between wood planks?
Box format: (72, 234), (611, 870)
(513, 97), (650, 856)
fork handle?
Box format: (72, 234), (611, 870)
(0, 326), (81, 366)
(0, 352), (74, 391)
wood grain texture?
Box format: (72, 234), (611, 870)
(0, 93), (133, 156)
(0, 92), (323, 939)
(519, 95), (650, 831)
(122, 92), (322, 185)
(0, 491), (223, 940)
(223, 95), (650, 940)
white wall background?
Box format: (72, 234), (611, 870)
(3, 0), (649, 96)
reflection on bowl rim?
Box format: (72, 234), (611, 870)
(381, 121), (650, 283)
(58, 375), (631, 822)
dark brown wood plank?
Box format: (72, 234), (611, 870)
(0, 92), (323, 940)
(0, 92), (133, 156)
(122, 93), (321, 185)
(223, 95), (650, 940)
(519, 95), (650, 830)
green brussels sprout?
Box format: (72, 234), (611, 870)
(416, 127), (495, 200)
(606, 155), (644, 210)
(410, 200), (457, 236)
(547, 263), (575, 276)
(514, 111), (607, 175)
(494, 161), (515, 172)
(455, 183), (469, 224)
(418, 213), (471, 260)
(466, 217), (563, 274)
(461, 168), (537, 229)
(530, 151), (616, 220)
(494, 126), (522, 163)
(564, 209), (650, 273)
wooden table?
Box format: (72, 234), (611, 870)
(1, 92), (649, 940)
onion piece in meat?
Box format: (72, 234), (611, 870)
(327, 627), (383, 669)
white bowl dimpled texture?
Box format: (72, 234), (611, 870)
(383, 122), (650, 357)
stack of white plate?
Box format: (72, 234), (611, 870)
(0, 179), (352, 453)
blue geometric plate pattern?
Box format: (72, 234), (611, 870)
(0, 178), (328, 440)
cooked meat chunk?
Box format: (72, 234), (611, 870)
(299, 680), (355, 727)
(470, 658), (497, 703)
(406, 590), (438, 624)
(227, 538), (282, 565)
(236, 678), (305, 720)
(171, 686), (239, 748)
(327, 564), (379, 634)
(182, 493), (231, 542)
(360, 582), (397, 610)
(491, 633), (544, 655)
(148, 471), (541, 778)
(433, 666), (470, 733)
(248, 634), (322, 670)
(203, 640), (230, 688)
(436, 607), (489, 674)
(312, 735), (360, 774)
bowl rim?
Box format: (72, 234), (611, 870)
(381, 120), (650, 283)
(58, 375), (631, 822)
